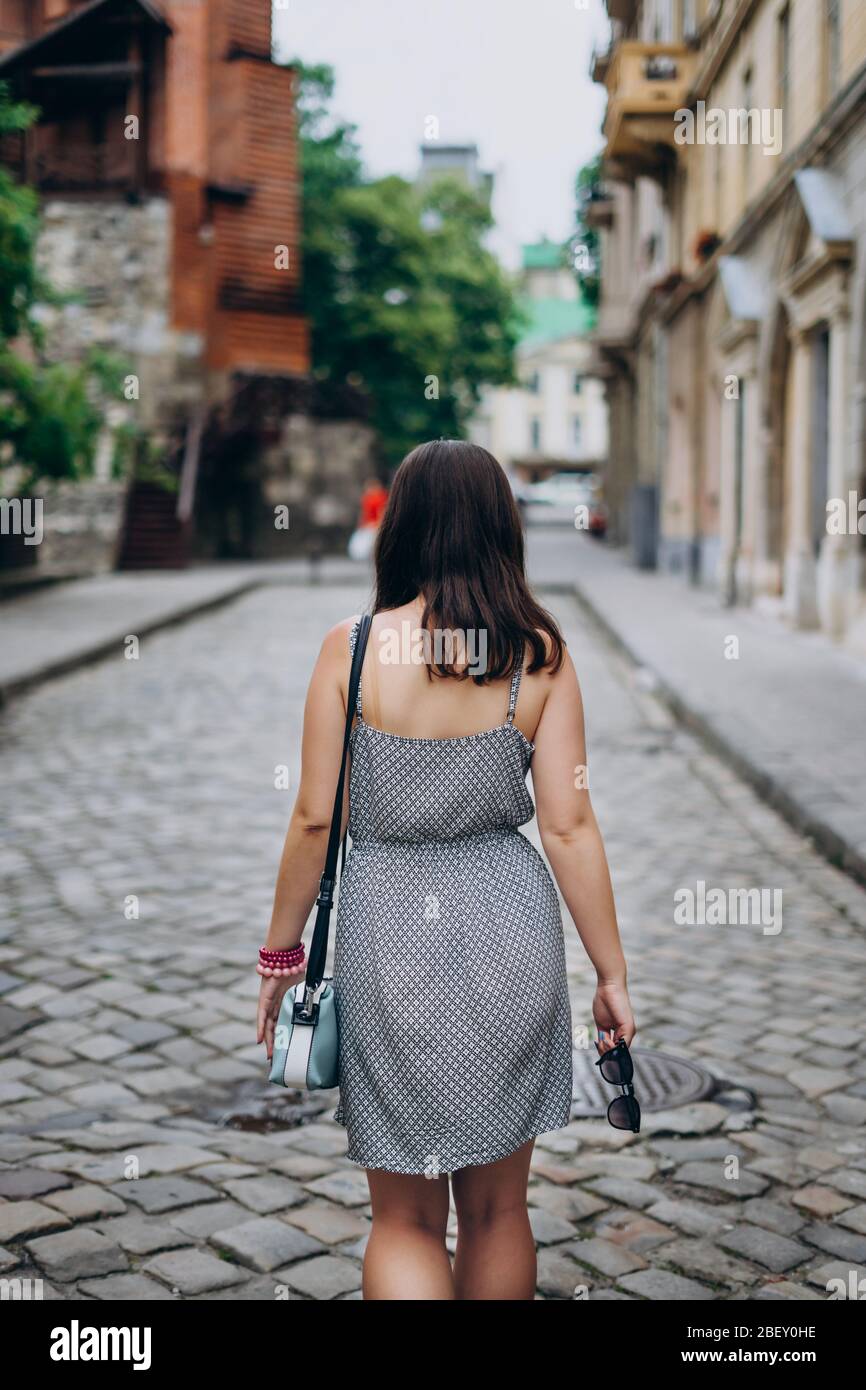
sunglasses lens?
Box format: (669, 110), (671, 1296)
(600, 1048), (633, 1086)
(600, 1054), (623, 1084)
(609, 1095), (640, 1131)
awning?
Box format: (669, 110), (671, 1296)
(0, 0), (171, 75)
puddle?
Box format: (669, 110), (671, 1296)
(191, 1079), (330, 1133)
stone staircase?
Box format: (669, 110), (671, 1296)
(116, 481), (191, 570)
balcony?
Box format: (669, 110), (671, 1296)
(601, 41), (698, 180)
(0, 136), (139, 193)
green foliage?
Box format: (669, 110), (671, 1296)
(573, 154), (602, 310)
(0, 352), (103, 484)
(110, 418), (178, 492)
(0, 82), (127, 496)
(293, 61), (520, 468)
(0, 83), (40, 340)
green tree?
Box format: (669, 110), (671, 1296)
(572, 154), (602, 310)
(294, 61), (520, 468)
(293, 61), (363, 367)
(0, 81), (120, 495)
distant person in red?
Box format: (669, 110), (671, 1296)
(349, 476), (389, 561)
(359, 477), (389, 528)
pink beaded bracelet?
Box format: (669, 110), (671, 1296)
(258, 943), (305, 977)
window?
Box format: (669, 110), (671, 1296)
(524, 371), (540, 394)
(572, 416), (583, 449)
(652, 0), (674, 43)
(530, 418), (542, 452)
(573, 372), (583, 395)
(683, 0), (699, 42)
(777, 5), (791, 116)
(825, 0), (841, 98)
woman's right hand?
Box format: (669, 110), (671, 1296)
(257, 969), (306, 1062)
(592, 979), (636, 1055)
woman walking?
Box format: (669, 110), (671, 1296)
(258, 440), (634, 1300)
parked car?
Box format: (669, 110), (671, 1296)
(587, 494), (608, 538)
(568, 471), (608, 539)
(514, 471), (609, 535)
(523, 472), (594, 525)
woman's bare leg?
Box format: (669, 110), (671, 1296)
(362, 1168), (454, 1300)
(450, 1139), (536, 1300)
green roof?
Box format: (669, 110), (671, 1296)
(522, 240), (566, 269)
(518, 295), (596, 347)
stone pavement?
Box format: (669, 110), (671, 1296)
(0, 556), (365, 703)
(540, 531), (866, 887)
(1, 575), (865, 1300)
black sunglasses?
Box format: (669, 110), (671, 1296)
(594, 1036), (641, 1132)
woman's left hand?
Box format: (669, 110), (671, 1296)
(257, 969), (306, 1061)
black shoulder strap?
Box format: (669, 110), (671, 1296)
(304, 614), (372, 998)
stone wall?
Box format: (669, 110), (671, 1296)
(192, 411), (379, 561)
(36, 481), (128, 576)
(256, 414), (379, 557)
(36, 196), (202, 434)
(20, 197), (199, 577)
(191, 373), (379, 560)
(28, 204), (378, 571)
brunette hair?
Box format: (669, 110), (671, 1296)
(372, 439), (565, 683)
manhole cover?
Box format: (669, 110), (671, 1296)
(571, 1047), (715, 1118)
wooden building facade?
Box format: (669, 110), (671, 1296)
(0, 0), (309, 379)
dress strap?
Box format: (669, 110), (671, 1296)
(506, 643), (525, 724)
(348, 618), (364, 716)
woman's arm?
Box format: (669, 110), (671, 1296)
(530, 645), (635, 1051)
(256, 616), (357, 1058)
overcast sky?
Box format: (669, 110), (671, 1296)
(273, 0), (610, 268)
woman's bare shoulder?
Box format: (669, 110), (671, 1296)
(527, 625), (571, 679)
(319, 614), (363, 664)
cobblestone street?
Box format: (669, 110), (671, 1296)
(2, 573), (866, 1300)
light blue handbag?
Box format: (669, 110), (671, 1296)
(269, 614), (372, 1091)
(269, 977), (340, 1090)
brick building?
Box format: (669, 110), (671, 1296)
(0, 0), (308, 378)
(0, 0), (370, 569)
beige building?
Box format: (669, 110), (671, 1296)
(592, 0), (866, 648)
(471, 242), (608, 480)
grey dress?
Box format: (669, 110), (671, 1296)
(332, 619), (574, 1175)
